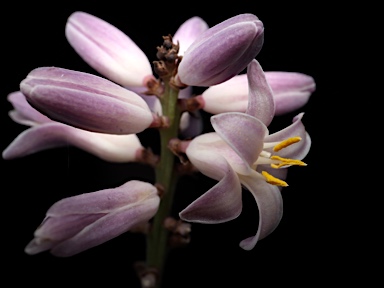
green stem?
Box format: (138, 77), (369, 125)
(146, 81), (181, 287)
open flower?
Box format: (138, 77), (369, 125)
(179, 59), (311, 250)
(2, 91), (148, 162)
(20, 66), (154, 135)
(25, 180), (160, 257)
(194, 70), (316, 115)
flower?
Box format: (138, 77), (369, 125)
(179, 59), (311, 250)
(174, 13), (264, 87)
(194, 70), (316, 115)
(24, 180), (160, 257)
(2, 91), (148, 162)
(20, 66), (154, 135)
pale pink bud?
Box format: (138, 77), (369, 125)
(65, 11), (153, 87)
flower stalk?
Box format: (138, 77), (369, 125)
(145, 63), (182, 287)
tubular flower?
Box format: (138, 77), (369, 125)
(20, 67), (154, 135)
(175, 13), (264, 87)
(179, 60), (311, 250)
(65, 11), (208, 138)
(195, 71), (316, 115)
(2, 91), (147, 163)
(25, 180), (160, 257)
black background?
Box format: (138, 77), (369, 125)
(2, 3), (356, 287)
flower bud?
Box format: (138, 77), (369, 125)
(65, 11), (153, 87)
(200, 71), (315, 115)
(20, 67), (153, 134)
(175, 13), (264, 87)
(24, 180), (160, 257)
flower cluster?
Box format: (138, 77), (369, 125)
(3, 11), (315, 287)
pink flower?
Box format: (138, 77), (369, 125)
(179, 60), (311, 250)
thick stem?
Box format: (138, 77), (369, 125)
(146, 81), (181, 288)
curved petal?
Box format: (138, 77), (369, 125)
(2, 122), (143, 163)
(238, 171), (283, 250)
(179, 155), (242, 223)
(246, 59), (275, 126)
(65, 11), (153, 87)
(20, 67), (153, 134)
(186, 132), (250, 177)
(264, 113), (311, 160)
(173, 16), (209, 56)
(7, 91), (52, 126)
(265, 72), (315, 115)
(211, 113), (267, 171)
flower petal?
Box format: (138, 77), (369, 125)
(48, 180), (158, 216)
(200, 74), (248, 114)
(179, 155), (242, 223)
(186, 132), (250, 177)
(211, 112), (268, 171)
(2, 122), (143, 162)
(173, 16), (209, 56)
(246, 59), (275, 126)
(20, 67), (153, 134)
(264, 113), (311, 160)
(7, 91), (52, 126)
(65, 11), (153, 87)
(238, 171), (283, 250)
(265, 72), (316, 115)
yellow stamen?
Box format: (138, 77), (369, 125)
(273, 136), (301, 152)
(262, 171), (288, 187)
(270, 155), (307, 168)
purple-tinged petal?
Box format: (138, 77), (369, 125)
(2, 122), (143, 162)
(211, 113), (268, 172)
(7, 91), (52, 126)
(25, 180), (160, 257)
(179, 155), (242, 223)
(246, 59), (275, 126)
(176, 14), (264, 87)
(186, 132), (250, 177)
(65, 11), (153, 87)
(20, 67), (153, 134)
(51, 193), (159, 257)
(264, 113), (311, 160)
(238, 171), (283, 250)
(265, 72), (316, 115)
(173, 16), (209, 56)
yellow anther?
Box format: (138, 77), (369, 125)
(262, 171), (288, 187)
(273, 136), (301, 152)
(270, 155), (307, 168)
